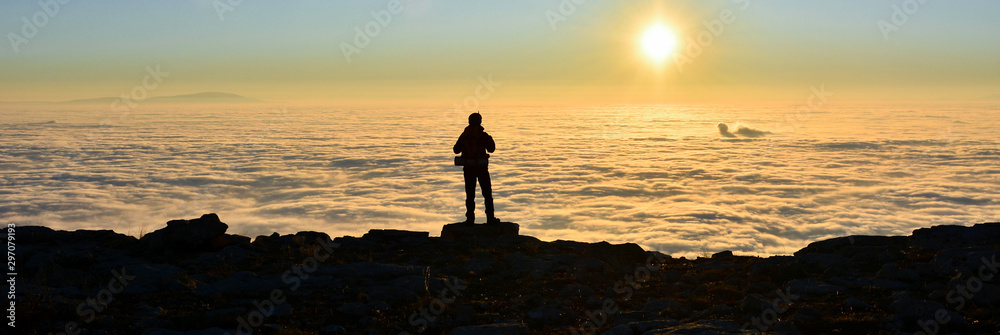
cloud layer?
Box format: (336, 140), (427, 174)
(1, 104), (997, 257)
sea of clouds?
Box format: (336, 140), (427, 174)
(1, 103), (997, 257)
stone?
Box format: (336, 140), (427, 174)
(441, 222), (519, 240)
(139, 214), (229, 253)
(795, 235), (907, 256)
(909, 222), (1000, 250)
(20, 226), (137, 248)
(711, 250), (734, 259)
(586, 241), (648, 268)
(253, 231), (333, 251)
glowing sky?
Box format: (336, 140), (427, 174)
(1, 0), (998, 102)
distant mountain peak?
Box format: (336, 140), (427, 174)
(119, 92), (262, 104)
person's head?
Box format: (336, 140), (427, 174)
(468, 112), (482, 126)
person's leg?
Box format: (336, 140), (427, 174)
(479, 167), (495, 222)
(464, 167), (477, 223)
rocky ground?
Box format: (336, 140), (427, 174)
(12, 214), (1000, 334)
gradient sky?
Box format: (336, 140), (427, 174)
(1, 0), (998, 103)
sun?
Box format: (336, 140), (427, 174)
(640, 24), (679, 63)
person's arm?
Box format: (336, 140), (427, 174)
(485, 133), (496, 153)
(453, 133), (464, 154)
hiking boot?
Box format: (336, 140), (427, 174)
(487, 217), (501, 224)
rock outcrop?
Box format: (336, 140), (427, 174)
(137, 213), (233, 253)
(440, 221), (519, 240)
(14, 217), (1000, 334)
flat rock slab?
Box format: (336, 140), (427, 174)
(441, 222), (519, 240)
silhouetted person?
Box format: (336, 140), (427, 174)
(454, 113), (498, 224)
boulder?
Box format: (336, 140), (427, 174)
(362, 229), (429, 241)
(20, 226), (136, 248)
(358, 229), (430, 249)
(711, 250), (734, 259)
(441, 222), (519, 240)
(253, 231), (333, 253)
(909, 222), (1000, 250)
(595, 242), (647, 267)
(139, 214), (229, 253)
(795, 235), (907, 256)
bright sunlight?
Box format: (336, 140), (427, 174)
(640, 24), (679, 63)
